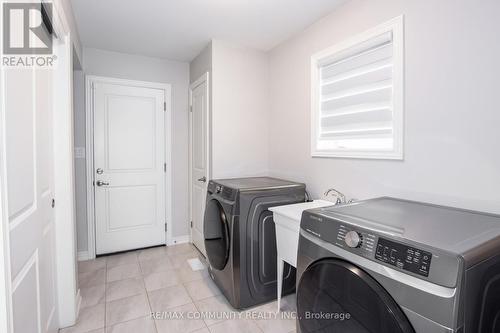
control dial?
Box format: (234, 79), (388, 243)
(345, 231), (363, 248)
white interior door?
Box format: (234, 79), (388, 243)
(190, 74), (209, 256)
(94, 81), (166, 255)
(3, 66), (58, 332)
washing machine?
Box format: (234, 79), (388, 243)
(204, 177), (305, 309)
(296, 197), (500, 333)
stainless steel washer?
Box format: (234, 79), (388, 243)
(296, 197), (500, 332)
(204, 177), (306, 309)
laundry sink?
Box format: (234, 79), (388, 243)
(269, 199), (335, 310)
(270, 199), (334, 234)
(270, 200), (335, 264)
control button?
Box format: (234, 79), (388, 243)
(216, 185), (222, 193)
(344, 231), (363, 248)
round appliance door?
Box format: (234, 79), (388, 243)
(297, 258), (415, 333)
(203, 198), (230, 270)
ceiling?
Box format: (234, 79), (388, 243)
(71, 0), (346, 62)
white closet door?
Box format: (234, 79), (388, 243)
(4, 66), (58, 332)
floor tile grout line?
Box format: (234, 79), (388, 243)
(191, 296), (210, 331)
(74, 245), (206, 333)
(104, 315), (154, 332)
(141, 273), (159, 333)
(105, 277), (145, 304)
(103, 249), (155, 330)
(108, 253), (148, 327)
(103, 259), (107, 330)
(106, 259), (140, 272)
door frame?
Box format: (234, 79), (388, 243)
(188, 72), (211, 249)
(85, 75), (173, 259)
(53, 34), (80, 328)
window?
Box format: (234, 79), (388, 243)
(311, 16), (404, 159)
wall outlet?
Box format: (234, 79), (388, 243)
(75, 147), (86, 159)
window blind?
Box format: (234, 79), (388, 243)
(316, 31), (396, 152)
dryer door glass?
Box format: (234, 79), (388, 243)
(297, 258), (415, 333)
(203, 199), (230, 270)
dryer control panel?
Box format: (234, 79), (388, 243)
(336, 225), (377, 258)
(300, 208), (461, 288)
(375, 238), (432, 277)
(207, 181), (237, 201)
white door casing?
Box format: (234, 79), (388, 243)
(189, 73), (210, 256)
(53, 35), (79, 328)
(93, 81), (168, 255)
(3, 65), (58, 332)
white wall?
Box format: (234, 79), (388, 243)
(78, 48), (190, 249)
(190, 42), (212, 84)
(211, 40), (270, 178)
(268, 0), (500, 214)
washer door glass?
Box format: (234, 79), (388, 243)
(297, 258), (415, 333)
(203, 199), (230, 270)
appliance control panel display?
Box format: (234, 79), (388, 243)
(375, 238), (432, 277)
(336, 225), (377, 258)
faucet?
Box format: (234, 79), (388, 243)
(324, 188), (347, 205)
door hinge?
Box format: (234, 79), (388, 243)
(51, 198), (55, 208)
(190, 221), (193, 228)
(163, 102), (166, 111)
(163, 163), (166, 173)
(165, 224), (167, 232)
(189, 105), (192, 113)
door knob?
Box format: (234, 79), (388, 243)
(96, 180), (109, 186)
(197, 176), (207, 183)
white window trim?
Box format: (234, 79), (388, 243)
(310, 15), (404, 160)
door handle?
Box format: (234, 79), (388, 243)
(96, 180), (109, 187)
(197, 176), (207, 183)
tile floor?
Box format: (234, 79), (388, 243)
(61, 243), (297, 333)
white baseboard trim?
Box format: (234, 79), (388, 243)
(46, 306), (57, 333)
(168, 235), (190, 245)
(77, 251), (90, 261)
(76, 288), (82, 315)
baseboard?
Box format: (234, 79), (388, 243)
(169, 235), (190, 245)
(77, 251), (89, 261)
(46, 306), (57, 333)
(75, 288), (82, 318)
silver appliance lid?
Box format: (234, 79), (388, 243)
(312, 197), (500, 256)
(212, 177), (304, 191)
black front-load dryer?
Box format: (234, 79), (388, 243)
(204, 177), (306, 309)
